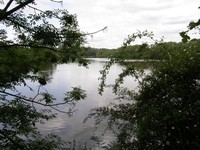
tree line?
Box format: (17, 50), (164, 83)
(84, 39), (200, 60)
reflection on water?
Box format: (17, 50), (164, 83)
(16, 58), (139, 147)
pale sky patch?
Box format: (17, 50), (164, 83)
(61, 0), (199, 48)
(1, 0), (199, 48)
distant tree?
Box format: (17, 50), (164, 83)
(83, 47), (97, 58)
(96, 48), (112, 58)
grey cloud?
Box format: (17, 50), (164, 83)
(37, 0), (200, 48)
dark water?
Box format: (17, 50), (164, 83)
(16, 58), (139, 148)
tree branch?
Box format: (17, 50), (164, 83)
(3, 0), (14, 12)
(27, 5), (61, 19)
(0, 0), (34, 21)
(50, 0), (63, 3)
(0, 44), (65, 53)
(0, 90), (72, 107)
(6, 17), (34, 32)
(50, 106), (74, 114)
(82, 26), (108, 36)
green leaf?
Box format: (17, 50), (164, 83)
(38, 77), (47, 85)
(65, 87), (86, 102)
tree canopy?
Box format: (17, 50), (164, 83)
(88, 18), (200, 149)
(0, 0), (88, 149)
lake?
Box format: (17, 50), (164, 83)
(15, 58), (140, 148)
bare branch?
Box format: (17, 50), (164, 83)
(27, 4), (44, 13)
(27, 5), (61, 19)
(82, 26), (108, 36)
(3, 0), (14, 12)
(50, 106), (74, 114)
(50, 0), (63, 4)
(0, 0), (34, 21)
(0, 90), (71, 107)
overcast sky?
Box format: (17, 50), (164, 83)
(1, 0), (200, 48)
(65, 0), (200, 48)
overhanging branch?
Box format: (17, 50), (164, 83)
(3, 0), (14, 12)
(0, 44), (65, 53)
(0, 0), (34, 21)
(82, 26), (108, 36)
(0, 90), (75, 108)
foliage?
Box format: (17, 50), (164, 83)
(180, 17), (200, 43)
(84, 39), (200, 60)
(0, 0), (88, 149)
(88, 25), (200, 149)
(82, 47), (97, 58)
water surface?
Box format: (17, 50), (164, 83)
(17, 58), (139, 146)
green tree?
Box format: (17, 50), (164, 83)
(0, 0), (89, 149)
(83, 47), (98, 58)
(88, 19), (200, 149)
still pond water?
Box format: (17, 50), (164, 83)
(16, 58), (139, 147)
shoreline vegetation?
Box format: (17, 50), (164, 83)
(83, 39), (200, 60)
